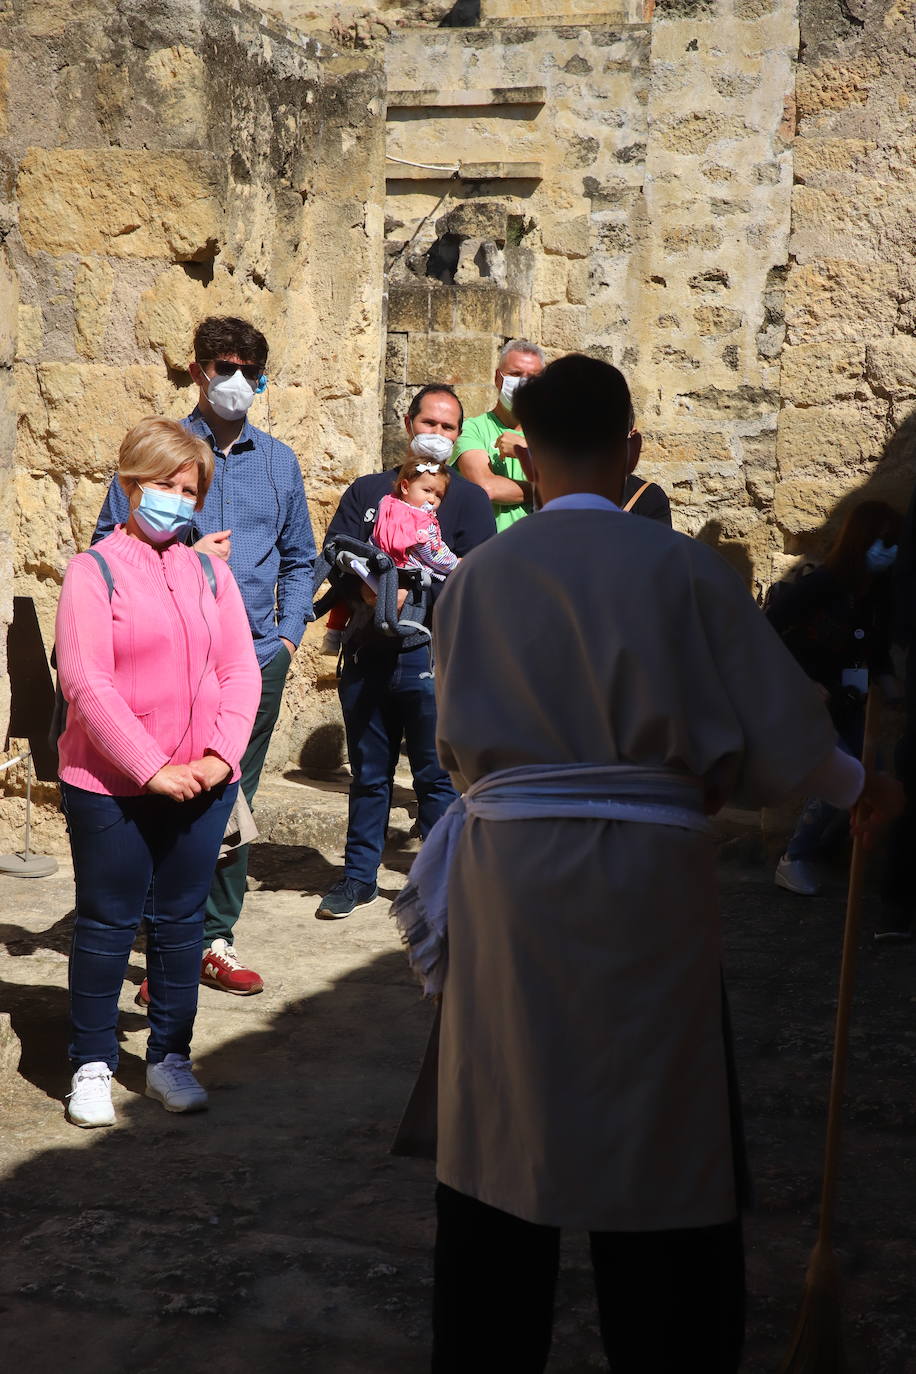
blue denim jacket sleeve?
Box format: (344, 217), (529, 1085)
(92, 476), (129, 544)
(275, 447), (317, 642)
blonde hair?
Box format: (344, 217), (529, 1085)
(117, 418), (214, 511)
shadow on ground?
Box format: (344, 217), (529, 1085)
(1, 864), (915, 1373)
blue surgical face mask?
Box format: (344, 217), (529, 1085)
(865, 539), (898, 573)
(134, 486), (196, 544)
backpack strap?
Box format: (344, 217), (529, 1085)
(195, 550), (218, 597)
(622, 480), (651, 514)
(85, 547), (115, 600)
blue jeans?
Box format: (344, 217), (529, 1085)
(61, 780), (238, 1070)
(338, 643), (457, 885)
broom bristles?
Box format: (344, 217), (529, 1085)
(778, 1241), (850, 1374)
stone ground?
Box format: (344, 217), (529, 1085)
(1, 778), (915, 1373)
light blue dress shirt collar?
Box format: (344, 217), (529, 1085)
(538, 493), (621, 513)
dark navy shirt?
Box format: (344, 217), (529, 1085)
(93, 408), (316, 669)
(323, 466), (496, 649)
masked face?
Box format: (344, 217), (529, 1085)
(204, 368), (260, 422)
(498, 372), (526, 412)
(133, 487), (196, 544)
(409, 430), (454, 464)
(866, 539), (898, 573)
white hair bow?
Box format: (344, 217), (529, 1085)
(415, 462), (442, 474)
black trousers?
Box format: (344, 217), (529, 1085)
(431, 1184), (745, 1374)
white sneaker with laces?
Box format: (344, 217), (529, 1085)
(146, 1054), (209, 1113)
(775, 854), (821, 896)
(67, 1061), (115, 1128)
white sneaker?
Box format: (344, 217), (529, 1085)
(775, 854), (821, 896)
(67, 1061), (115, 1128)
(321, 628), (343, 655)
(146, 1054), (209, 1114)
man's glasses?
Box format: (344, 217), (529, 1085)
(204, 359), (264, 382)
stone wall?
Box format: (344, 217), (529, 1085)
(383, 0), (916, 587)
(383, 16), (651, 455)
(775, 0), (916, 573)
(631, 0), (799, 582)
(0, 0), (385, 844)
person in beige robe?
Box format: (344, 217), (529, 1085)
(397, 354), (882, 1374)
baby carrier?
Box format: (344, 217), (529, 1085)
(311, 533), (433, 652)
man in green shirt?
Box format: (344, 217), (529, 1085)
(452, 339), (545, 532)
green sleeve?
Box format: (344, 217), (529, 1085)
(453, 414), (488, 461)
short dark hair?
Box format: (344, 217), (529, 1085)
(193, 316), (269, 370)
(406, 384), (464, 432)
(512, 354), (631, 462)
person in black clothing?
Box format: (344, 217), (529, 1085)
(765, 499), (902, 896)
(315, 384), (496, 919)
(620, 417), (671, 525)
(878, 479), (916, 940)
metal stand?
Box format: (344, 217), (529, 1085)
(0, 749), (58, 878)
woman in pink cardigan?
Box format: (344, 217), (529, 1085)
(55, 418), (261, 1128)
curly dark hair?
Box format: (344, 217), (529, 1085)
(193, 317), (268, 370)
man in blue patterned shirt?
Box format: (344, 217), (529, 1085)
(93, 316), (316, 996)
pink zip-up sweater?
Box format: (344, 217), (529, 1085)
(55, 526), (262, 796)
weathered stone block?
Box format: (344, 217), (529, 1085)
(386, 332), (408, 382)
(454, 288), (509, 334)
(663, 225), (723, 253)
(540, 304), (586, 352)
(144, 45), (206, 133)
(0, 257), (17, 369)
(657, 113), (749, 157)
(776, 402), (887, 481)
(540, 215), (589, 259)
(796, 57), (880, 121)
(388, 285), (431, 333)
(866, 338), (916, 398)
(74, 258), (114, 360)
(566, 259), (588, 306)
(16, 363), (182, 475)
(384, 380), (408, 428)
(781, 343), (867, 406)
(532, 255), (568, 307)
(784, 261), (899, 344)
(18, 149), (224, 261)
(773, 478), (842, 535)
(0, 50), (9, 140)
(428, 288), (456, 333)
(407, 333), (495, 387)
(438, 201), (508, 242)
(16, 304), (41, 361)
(0, 1010), (21, 1086)
(793, 138), (875, 183)
(456, 384), (496, 424)
(694, 306), (743, 336)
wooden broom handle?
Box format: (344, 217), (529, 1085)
(816, 685), (880, 1246)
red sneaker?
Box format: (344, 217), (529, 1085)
(201, 940), (264, 995)
(135, 979), (150, 1008)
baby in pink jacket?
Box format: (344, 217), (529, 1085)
(323, 458), (459, 653)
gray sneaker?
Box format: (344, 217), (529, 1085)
(146, 1054), (208, 1113)
(775, 855), (821, 896)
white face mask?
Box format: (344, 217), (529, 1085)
(205, 369), (257, 422)
(409, 431), (453, 464)
(499, 372), (525, 411)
